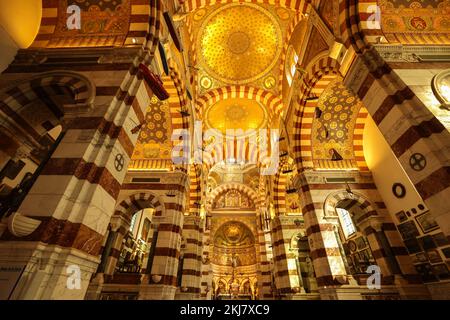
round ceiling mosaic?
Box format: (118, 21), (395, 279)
(205, 98), (268, 136)
(198, 3), (282, 84)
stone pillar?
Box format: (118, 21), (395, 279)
(199, 227), (212, 300)
(358, 218), (395, 279)
(84, 225), (116, 300)
(257, 229), (273, 299)
(270, 217), (303, 298)
(139, 171), (188, 300)
(102, 217), (130, 277)
(295, 172), (349, 294)
(179, 215), (203, 299)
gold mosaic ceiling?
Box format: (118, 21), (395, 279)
(198, 3), (282, 84)
(312, 80), (361, 162)
(205, 98), (268, 135)
(131, 96), (172, 160)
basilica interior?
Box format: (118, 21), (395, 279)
(0, 0), (449, 301)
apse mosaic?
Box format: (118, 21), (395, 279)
(131, 97), (172, 161)
(312, 80), (361, 162)
(51, 0), (131, 47)
(214, 221), (255, 247)
(379, 0), (450, 41)
(212, 246), (257, 267)
(212, 220), (257, 267)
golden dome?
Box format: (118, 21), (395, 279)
(198, 3), (282, 84)
(205, 98), (268, 136)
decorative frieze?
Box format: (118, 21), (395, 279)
(374, 45), (450, 63)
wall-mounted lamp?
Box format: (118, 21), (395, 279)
(432, 69), (450, 110)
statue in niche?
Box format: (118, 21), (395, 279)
(305, 257), (314, 277)
(218, 195), (225, 209)
(241, 195), (249, 208)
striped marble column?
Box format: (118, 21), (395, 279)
(140, 171), (189, 300)
(103, 224), (129, 278)
(295, 173), (348, 290)
(200, 229), (212, 299)
(257, 229), (273, 299)
(270, 217), (302, 296)
(180, 215), (203, 297)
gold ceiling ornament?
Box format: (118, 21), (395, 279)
(200, 76), (213, 89)
(193, 8), (207, 21)
(205, 98), (268, 136)
(276, 7), (291, 20)
(198, 3), (282, 84)
(264, 75), (276, 89)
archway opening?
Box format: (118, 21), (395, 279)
(116, 208), (155, 274)
(334, 199), (376, 276)
(211, 221), (258, 300)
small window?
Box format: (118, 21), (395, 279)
(337, 208), (356, 238)
(286, 46), (299, 87)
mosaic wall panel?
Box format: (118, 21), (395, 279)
(50, 0), (131, 47)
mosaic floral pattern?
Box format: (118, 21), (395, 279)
(131, 97), (172, 160)
(51, 0), (131, 47)
(312, 80), (361, 160)
(198, 3), (282, 84)
(380, 0), (450, 42)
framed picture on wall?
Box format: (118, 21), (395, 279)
(441, 247), (450, 259)
(362, 249), (374, 262)
(413, 252), (428, 264)
(397, 221), (420, 240)
(419, 235), (437, 250)
(415, 211), (439, 233)
(404, 238), (422, 254)
(395, 211), (408, 223)
(343, 243), (350, 255)
(414, 263), (438, 283)
(348, 240), (357, 252)
(355, 237), (366, 250)
(426, 250), (443, 263)
(432, 233), (450, 247)
(347, 255), (354, 266)
(431, 264), (450, 280)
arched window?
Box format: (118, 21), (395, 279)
(129, 212), (138, 231)
(286, 46), (299, 86)
(337, 208), (356, 238)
